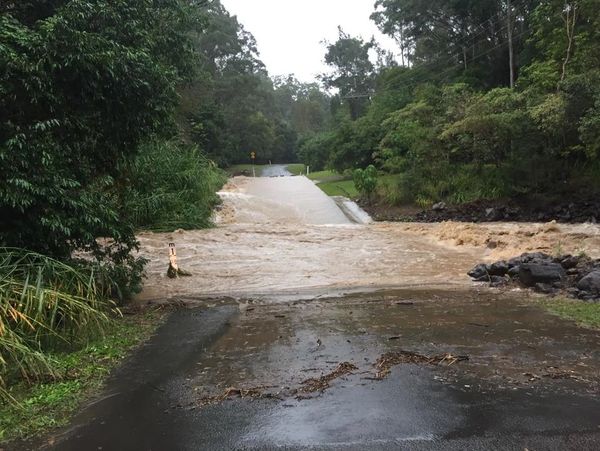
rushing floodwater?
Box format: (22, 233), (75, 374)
(136, 175), (600, 302)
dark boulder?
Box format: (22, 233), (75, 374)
(560, 255), (579, 269)
(468, 263), (489, 280)
(518, 263), (566, 287)
(489, 260), (509, 276)
(508, 265), (520, 277)
(577, 271), (600, 295)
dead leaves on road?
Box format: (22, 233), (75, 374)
(299, 362), (358, 393)
(374, 351), (469, 380)
(193, 351), (470, 408)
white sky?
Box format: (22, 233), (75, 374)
(220, 0), (399, 82)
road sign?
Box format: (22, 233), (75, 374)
(250, 152), (256, 160)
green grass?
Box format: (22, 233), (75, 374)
(307, 170), (347, 183)
(308, 171), (402, 200)
(285, 164), (306, 176)
(317, 179), (359, 198)
(0, 309), (164, 444)
(540, 298), (600, 329)
(226, 164), (265, 177)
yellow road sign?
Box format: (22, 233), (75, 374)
(250, 152), (256, 159)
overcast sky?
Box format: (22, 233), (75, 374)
(220, 0), (399, 82)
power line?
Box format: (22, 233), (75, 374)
(389, 0), (530, 75)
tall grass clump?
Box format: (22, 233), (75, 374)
(125, 141), (226, 232)
(0, 249), (116, 398)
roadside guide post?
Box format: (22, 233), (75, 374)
(250, 151), (256, 177)
(167, 243), (178, 278)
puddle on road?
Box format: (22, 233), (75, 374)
(185, 289), (600, 407)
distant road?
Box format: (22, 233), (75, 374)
(260, 164), (292, 177)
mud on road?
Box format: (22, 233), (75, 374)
(50, 290), (600, 450)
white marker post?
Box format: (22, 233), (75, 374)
(168, 242), (178, 278)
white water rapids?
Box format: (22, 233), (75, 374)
(136, 175), (600, 303)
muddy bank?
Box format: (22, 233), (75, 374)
(363, 196), (600, 224)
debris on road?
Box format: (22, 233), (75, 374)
(374, 351), (469, 379)
(299, 362), (358, 393)
(198, 386), (279, 406)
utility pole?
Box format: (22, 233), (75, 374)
(507, 0), (515, 88)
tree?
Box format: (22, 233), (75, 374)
(322, 28), (377, 119)
(0, 0), (194, 260)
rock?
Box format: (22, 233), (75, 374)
(468, 263), (489, 280)
(577, 271), (600, 295)
(534, 283), (556, 294)
(489, 261), (508, 276)
(520, 252), (551, 263)
(508, 265), (520, 277)
(490, 275), (508, 287)
(518, 263), (566, 287)
(559, 255), (579, 269)
(507, 256), (522, 268)
(432, 202), (446, 211)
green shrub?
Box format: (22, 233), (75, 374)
(124, 141), (226, 232)
(0, 249), (118, 397)
(353, 165), (378, 202)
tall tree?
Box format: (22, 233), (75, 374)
(322, 28), (377, 119)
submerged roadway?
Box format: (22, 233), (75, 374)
(46, 169), (600, 450)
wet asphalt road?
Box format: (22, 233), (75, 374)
(260, 164), (293, 177)
(46, 294), (600, 451)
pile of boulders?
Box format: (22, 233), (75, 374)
(415, 198), (599, 224)
(468, 252), (600, 301)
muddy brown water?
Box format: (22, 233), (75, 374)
(136, 176), (600, 303)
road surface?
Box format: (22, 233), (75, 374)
(45, 175), (600, 450)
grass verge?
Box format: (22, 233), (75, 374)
(226, 164), (264, 177)
(307, 170), (346, 183)
(0, 309), (164, 444)
(317, 180), (359, 198)
(285, 164), (306, 176)
(540, 298), (600, 329)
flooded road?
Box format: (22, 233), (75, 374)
(49, 175), (600, 450)
(136, 175), (600, 302)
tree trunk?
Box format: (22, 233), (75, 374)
(507, 0), (515, 88)
(560, 2), (578, 84)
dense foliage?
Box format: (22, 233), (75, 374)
(300, 0), (600, 205)
(180, 2), (331, 165)
(124, 141), (226, 232)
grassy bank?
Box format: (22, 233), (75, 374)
(0, 309), (164, 444)
(541, 299), (600, 330)
(285, 164), (306, 176)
